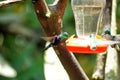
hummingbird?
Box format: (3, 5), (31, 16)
(41, 32), (69, 52)
(103, 29), (114, 40)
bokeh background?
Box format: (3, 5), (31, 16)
(0, 0), (120, 80)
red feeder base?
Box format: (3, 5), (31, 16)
(66, 37), (108, 54)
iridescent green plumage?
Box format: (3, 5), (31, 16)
(41, 32), (69, 52)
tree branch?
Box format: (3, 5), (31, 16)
(32, 0), (51, 18)
(0, 0), (21, 7)
(105, 0), (119, 80)
(111, 0), (117, 35)
(54, 43), (89, 80)
(56, 0), (68, 18)
(32, 0), (89, 80)
(92, 0), (111, 79)
(33, 0), (61, 36)
(93, 0), (120, 80)
(92, 52), (107, 80)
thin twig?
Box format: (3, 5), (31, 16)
(0, 0), (21, 7)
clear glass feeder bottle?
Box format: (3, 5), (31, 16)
(71, 0), (106, 38)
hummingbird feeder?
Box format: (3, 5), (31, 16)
(66, 0), (107, 54)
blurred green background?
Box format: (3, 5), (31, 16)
(0, 0), (120, 80)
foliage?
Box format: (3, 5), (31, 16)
(0, 0), (45, 80)
(117, 1), (120, 18)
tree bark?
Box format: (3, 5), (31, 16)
(92, 52), (107, 80)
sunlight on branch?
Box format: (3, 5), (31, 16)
(0, 0), (21, 7)
(0, 55), (17, 78)
(44, 42), (70, 80)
